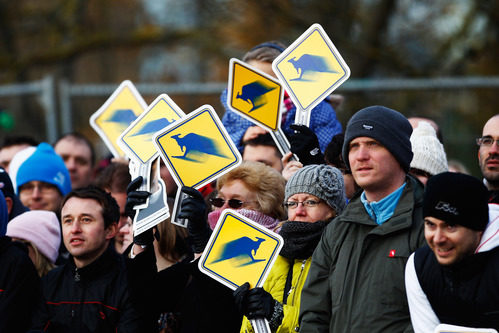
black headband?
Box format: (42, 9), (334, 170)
(249, 42), (285, 53)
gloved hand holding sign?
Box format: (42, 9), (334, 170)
(233, 282), (284, 331)
(125, 176), (156, 246)
(178, 186), (211, 254)
(289, 124), (325, 166)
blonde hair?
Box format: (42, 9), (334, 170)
(22, 240), (55, 277)
(217, 161), (286, 220)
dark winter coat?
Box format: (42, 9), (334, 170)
(30, 246), (144, 332)
(299, 176), (425, 333)
(0, 236), (40, 333)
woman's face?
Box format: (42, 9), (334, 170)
(286, 193), (336, 223)
(213, 179), (260, 212)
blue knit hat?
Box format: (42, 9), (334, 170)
(342, 106), (413, 173)
(16, 143), (71, 196)
(0, 191), (7, 236)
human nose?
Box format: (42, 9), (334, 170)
(70, 220), (82, 233)
(353, 145), (369, 160)
(433, 228), (447, 244)
(120, 223), (130, 234)
(489, 141), (499, 154)
(31, 186), (42, 198)
(294, 202), (307, 215)
(66, 158), (77, 171)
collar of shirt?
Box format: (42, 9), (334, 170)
(360, 183), (406, 225)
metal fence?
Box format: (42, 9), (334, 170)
(2, 76), (499, 143)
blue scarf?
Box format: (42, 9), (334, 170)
(360, 183), (406, 225)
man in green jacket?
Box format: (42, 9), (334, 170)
(299, 105), (426, 332)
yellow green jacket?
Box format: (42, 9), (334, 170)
(240, 255), (311, 333)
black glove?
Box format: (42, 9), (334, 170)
(125, 176), (150, 220)
(133, 226), (160, 247)
(289, 124), (325, 166)
(178, 186), (211, 253)
(133, 228), (154, 246)
(233, 283), (277, 320)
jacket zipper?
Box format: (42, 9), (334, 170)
(289, 259), (307, 305)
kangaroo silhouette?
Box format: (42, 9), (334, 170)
(106, 109), (138, 126)
(288, 54), (337, 80)
(171, 133), (228, 159)
(212, 236), (266, 264)
(236, 81), (276, 112)
(131, 118), (175, 136)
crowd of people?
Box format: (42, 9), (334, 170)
(0, 42), (498, 333)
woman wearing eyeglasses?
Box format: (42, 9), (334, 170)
(207, 161), (286, 231)
(233, 164), (346, 333)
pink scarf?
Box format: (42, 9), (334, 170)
(208, 208), (281, 231)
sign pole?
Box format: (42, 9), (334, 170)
(294, 107), (311, 127)
(250, 318), (271, 333)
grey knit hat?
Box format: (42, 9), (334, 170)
(285, 165), (346, 215)
(342, 105), (413, 172)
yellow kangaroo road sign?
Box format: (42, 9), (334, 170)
(272, 23), (350, 113)
(153, 105), (241, 189)
(227, 58), (283, 132)
(198, 209), (283, 290)
(90, 80), (147, 157)
(118, 94), (185, 164)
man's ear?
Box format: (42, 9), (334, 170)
(4, 197), (13, 214)
(105, 222), (118, 240)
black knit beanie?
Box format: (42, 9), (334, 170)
(342, 106), (413, 172)
(423, 172), (489, 231)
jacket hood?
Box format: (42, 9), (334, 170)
(476, 203), (499, 253)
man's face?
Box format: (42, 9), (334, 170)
(55, 138), (93, 189)
(0, 144), (31, 172)
(61, 197), (116, 268)
(19, 180), (63, 212)
(424, 216), (482, 266)
(478, 116), (499, 189)
(348, 137), (404, 200)
(243, 145), (283, 172)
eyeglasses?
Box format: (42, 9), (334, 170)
(284, 200), (321, 209)
(19, 181), (59, 195)
(209, 197), (255, 209)
(476, 137), (499, 147)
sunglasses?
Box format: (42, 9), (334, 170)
(209, 197), (254, 209)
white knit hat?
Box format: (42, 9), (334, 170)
(6, 210), (61, 263)
(410, 121), (448, 176)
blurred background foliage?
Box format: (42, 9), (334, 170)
(0, 0), (498, 176)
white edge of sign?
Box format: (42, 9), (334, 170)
(434, 324), (497, 333)
(271, 23), (351, 113)
(116, 93), (185, 165)
(226, 58), (284, 132)
(197, 209), (284, 291)
(152, 104), (242, 190)
(89, 80), (148, 158)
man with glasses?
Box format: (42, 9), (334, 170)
(477, 114), (499, 203)
(300, 106), (426, 332)
(16, 143), (71, 214)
